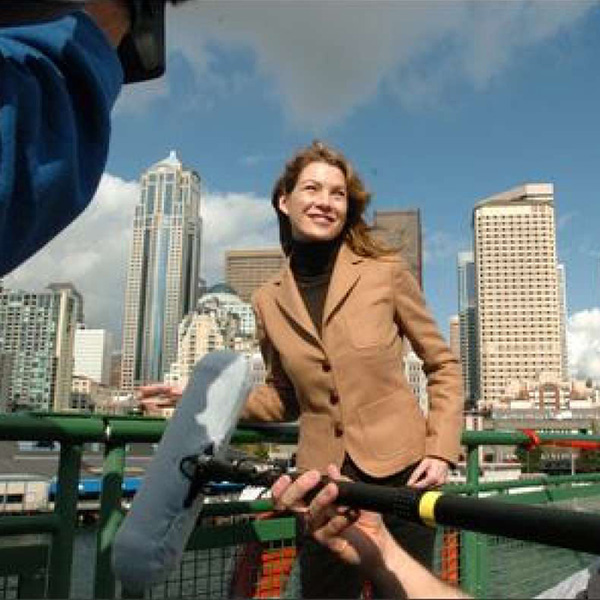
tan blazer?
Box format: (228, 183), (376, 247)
(242, 243), (464, 477)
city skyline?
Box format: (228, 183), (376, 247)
(4, 2), (600, 381)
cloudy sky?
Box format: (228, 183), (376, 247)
(6, 0), (600, 378)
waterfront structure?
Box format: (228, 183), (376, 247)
(372, 209), (422, 286)
(74, 328), (113, 385)
(499, 374), (600, 412)
(121, 151), (202, 390)
(0, 283), (82, 412)
(473, 183), (565, 407)
(457, 251), (480, 410)
(225, 249), (285, 302)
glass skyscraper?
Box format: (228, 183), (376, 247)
(120, 152), (202, 390)
(457, 251), (480, 410)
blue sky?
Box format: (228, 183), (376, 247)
(7, 1), (600, 377)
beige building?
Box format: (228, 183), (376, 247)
(449, 314), (460, 361)
(372, 209), (422, 286)
(225, 249), (285, 302)
(165, 301), (239, 389)
(473, 183), (564, 407)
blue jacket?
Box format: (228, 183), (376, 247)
(0, 11), (123, 276)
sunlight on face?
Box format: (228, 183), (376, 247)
(279, 161), (348, 243)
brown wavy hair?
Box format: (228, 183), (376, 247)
(272, 141), (394, 257)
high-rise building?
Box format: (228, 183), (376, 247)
(371, 209), (423, 286)
(557, 263), (569, 378)
(74, 327), (113, 385)
(225, 249), (285, 303)
(473, 183), (564, 407)
(457, 251), (480, 410)
(449, 315), (460, 361)
(0, 283), (82, 412)
(121, 151), (202, 390)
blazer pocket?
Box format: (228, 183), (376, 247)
(356, 392), (426, 461)
(342, 311), (390, 349)
(296, 413), (332, 469)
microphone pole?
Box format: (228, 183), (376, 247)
(184, 455), (600, 556)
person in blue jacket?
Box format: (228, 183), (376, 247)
(0, 1), (130, 277)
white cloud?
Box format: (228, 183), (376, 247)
(201, 191), (279, 284)
(117, 1), (597, 128)
(5, 174), (140, 338)
(4, 178), (279, 341)
(568, 309), (600, 381)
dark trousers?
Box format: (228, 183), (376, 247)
(298, 455), (436, 599)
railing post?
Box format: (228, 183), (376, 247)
(48, 442), (82, 599)
(94, 441), (126, 599)
(461, 443), (486, 597)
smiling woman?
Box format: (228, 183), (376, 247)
(241, 140), (464, 599)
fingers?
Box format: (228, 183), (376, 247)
(406, 461), (427, 487)
(408, 458), (449, 489)
(272, 470), (321, 512)
(137, 384), (183, 400)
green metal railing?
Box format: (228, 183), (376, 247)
(1, 414), (600, 598)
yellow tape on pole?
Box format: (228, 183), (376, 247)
(419, 491), (443, 528)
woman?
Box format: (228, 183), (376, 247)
(241, 140), (463, 598)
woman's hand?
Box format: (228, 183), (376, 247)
(271, 464), (394, 573)
(406, 456), (449, 489)
(136, 384), (183, 415)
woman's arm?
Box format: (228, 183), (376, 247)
(391, 259), (464, 473)
(240, 299), (300, 422)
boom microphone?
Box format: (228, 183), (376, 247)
(196, 456), (600, 556)
(112, 350), (251, 594)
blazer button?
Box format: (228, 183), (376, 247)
(334, 422), (343, 437)
(329, 392), (339, 405)
(322, 360), (331, 372)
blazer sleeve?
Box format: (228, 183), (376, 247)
(391, 260), (464, 465)
(239, 295), (300, 423)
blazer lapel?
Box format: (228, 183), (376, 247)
(271, 261), (322, 345)
(323, 243), (363, 327)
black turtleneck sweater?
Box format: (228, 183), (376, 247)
(290, 238), (342, 336)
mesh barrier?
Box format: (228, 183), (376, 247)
(0, 576), (18, 600)
(145, 513), (297, 599)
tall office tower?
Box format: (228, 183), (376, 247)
(473, 183), (564, 407)
(74, 327), (113, 385)
(0, 283), (82, 412)
(225, 249), (285, 302)
(457, 251), (480, 410)
(372, 209), (422, 286)
(121, 151), (202, 390)
(556, 263), (569, 378)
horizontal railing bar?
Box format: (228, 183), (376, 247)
(2, 414), (600, 448)
(0, 512), (61, 535)
(447, 472), (600, 494)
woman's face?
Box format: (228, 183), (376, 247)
(279, 161), (348, 243)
